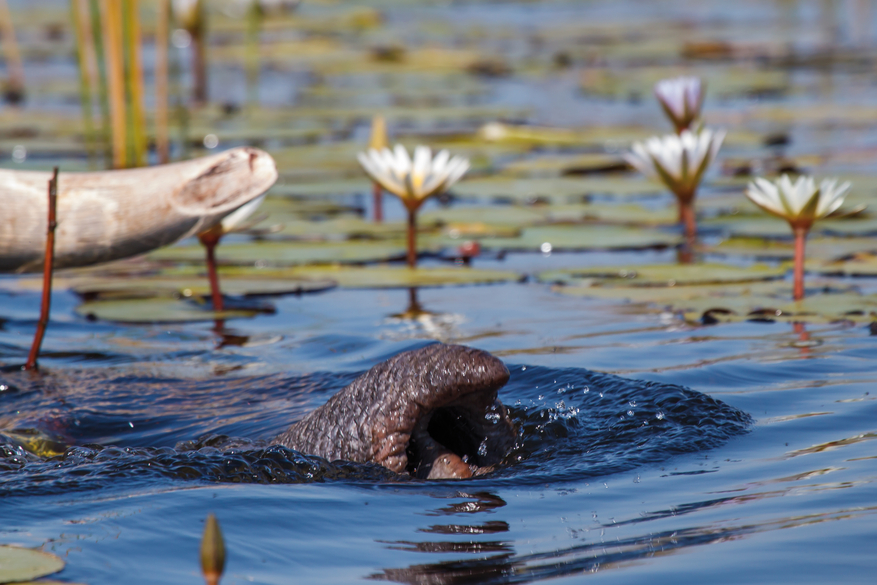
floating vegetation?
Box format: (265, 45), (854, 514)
(0, 545), (65, 584)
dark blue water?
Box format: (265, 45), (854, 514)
(2, 283), (876, 584)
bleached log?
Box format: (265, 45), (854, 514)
(0, 146), (277, 273)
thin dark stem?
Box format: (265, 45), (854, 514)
(406, 207), (417, 268)
(25, 167), (59, 371)
(191, 26), (207, 105)
(793, 226), (807, 301)
(372, 182), (383, 223)
(200, 231), (224, 312)
(680, 200), (697, 247)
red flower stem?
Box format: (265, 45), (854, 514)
(372, 182), (383, 223)
(680, 200), (697, 247)
(25, 167), (59, 371)
(793, 226), (807, 301)
(406, 208), (417, 268)
(199, 231), (224, 312)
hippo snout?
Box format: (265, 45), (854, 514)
(274, 344), (516, 479)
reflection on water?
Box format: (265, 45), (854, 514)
(371, 503), (877, 584)
(385, 288), (467, 341)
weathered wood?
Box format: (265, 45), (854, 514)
(0, 146), (277, 273)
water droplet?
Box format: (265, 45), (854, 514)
(172, 28), (192, 48)
(12, 145), (26, 162)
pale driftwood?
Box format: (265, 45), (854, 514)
(0, 147), (277, 273)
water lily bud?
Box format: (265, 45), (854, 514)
(369, 115), (388, 151)
(200, 513), (226, 585)
(173, 0), (202, 32)
(654, 76), (704, 133)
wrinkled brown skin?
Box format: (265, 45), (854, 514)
(274, 344), (515, 480)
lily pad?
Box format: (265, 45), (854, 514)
(501, 153), (628, 177)
(473, 225), (680, 251)
(70, 276), (335, 300)
(75, 297), (268, 324)
(0, 546), (64, 583)
(817, 253), (877, 277)
(148, 240), (436, 266)
(710, 237), (877, 261)
(451, 176), (666, 203)
(216, 265), (521, 289)
(552, 279), (874, 322)
(538, 263), (785, 287)
(580, 65), (790, 99)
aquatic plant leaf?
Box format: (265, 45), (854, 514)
(70, 277), (335, 300)
(0, 546), (64, 583)
(580, 65), (790, 100)
(215, 265), (521, 289)
(539, 263), (785, 287)
(474, 225), (680, 251)
(74, 298), (265, 324)
(553, 279), (874, 323)
(501, 153), (628, 177)
(452, 176), (667, 203)
(710, 237), (877, 261)
(148, 240), (434, 266)
(817, 253), (877, 276)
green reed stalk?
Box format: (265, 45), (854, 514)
(89, 0), (112, 166)
(0, 0), (25, 103)
(122, 0), (146, 167)
(245, 2), (261, 108)
(101, 0), (127, 168)
(155, 0), (170, 163)
(70, 0), (98, 166)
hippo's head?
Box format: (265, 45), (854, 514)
(275, 344), (516, 479)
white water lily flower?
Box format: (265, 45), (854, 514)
(654, 76), (704, 132)
(745, 175), (850, 228)
(172, 0), (200, 29)
(357, 144), (470, 210)
(624, 128), (725, 201)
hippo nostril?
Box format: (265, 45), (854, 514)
(427, 407), (483, 466)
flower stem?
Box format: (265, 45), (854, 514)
(25, 168), (59, 371)
(406, 208), (417, 268)
(680, 200), (697, 247)
(793, 226), (807, 301)
(372, 182), (383, 223)
(199, 230), (224, 312)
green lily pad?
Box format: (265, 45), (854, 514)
(447, 176), (667, 203)
(817, 253), (877, 276)
(148, 240), (437, 266)
(538, 263), (785, 287)
(677, 292), (877, 324)
(580, 65), (790, 99)
(501, 153), (628, 177)
(70, 276), (335, 300)
(0, 546), (64, 583)
(75, 298), (266, 323)
(710, 237), (877, 261)
(216, 265), (521, 289)
(552, 279), (873, 323)
(705, 214), (877, 239)
(473, 225), (680, 251)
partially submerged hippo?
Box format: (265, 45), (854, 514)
(275, 344), (516, 479)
